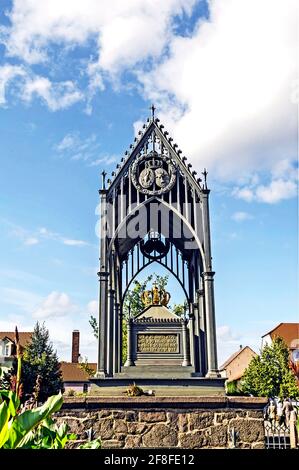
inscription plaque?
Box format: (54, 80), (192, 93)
(137, 334), (178, 353)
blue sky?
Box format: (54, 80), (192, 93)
(0, 0), (298, 365)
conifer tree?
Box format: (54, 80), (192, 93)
(17, 322), (63, 402)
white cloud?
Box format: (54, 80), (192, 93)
(88, 155), (118, 166)
(217, 324), (261, 366)
(54, 132), (102, 164)
(255, 179), (297, 204)
(233, 159), (298, 203)
(2, 0), (195, 67)
(63, 239), (88, 246)
(0, 0), (195, 113)
(3, 219), (89, 247)
(0, 283), (97, 361)
(55, 133), (77, 152)
(232, 187), (255, 203)
(21, 76), (83, 111)
(0, 319), (33, 333)
(0, 0), (297, 197)
(54, 132), (118, 166)
(36, 225), (89, 247)
(231, 211), (253, 222)
(0, 64), (83, 111)
(24, 236), (39, 245)
(217, 325), (240, 343)
(137, 0), (297, 182)
(87, 300), (98, 316)
(0, 287), (42, 313)
(0, 64), (24, 104)
(32, 291), (78, 319)
(45, 315), (97, 361)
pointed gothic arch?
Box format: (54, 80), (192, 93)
(96, 112), (219, 378)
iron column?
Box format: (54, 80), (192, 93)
(201, 189), (219, 377)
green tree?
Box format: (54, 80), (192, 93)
(6, 322), (64, 402)
(241, 337), (299, 398)
(89, 315), (98, 339)
(172, 301), (188, 317)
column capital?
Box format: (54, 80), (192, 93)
(99, 189), (108, 196)
(97, 271), (109, 279)
(202, 271), (215, 279)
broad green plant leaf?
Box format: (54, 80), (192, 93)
(4, 392), (63, 448)
(0, 401), (10, 448)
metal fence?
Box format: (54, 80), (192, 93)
(264, 420), (290, 449)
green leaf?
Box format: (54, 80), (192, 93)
(78, 438), (101, 449)
(0, 400), (10, 448)
(4, 392), (63, 448)
(7, 391), (20, 417)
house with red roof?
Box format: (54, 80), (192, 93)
(0, 331), (32, 373)
(261, 323), (299, 363)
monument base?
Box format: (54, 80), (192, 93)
(89, 374), (225, 397)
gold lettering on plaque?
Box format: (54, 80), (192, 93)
(137, 334), (178, 353)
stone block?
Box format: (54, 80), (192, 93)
(125, 435), (142, 448)
(93, 418), (114, 440)
(126, 411), (137, 422)
(127, 422), (148, 434)
(56, 418), (86, 439)
(229, 418), (264, 443)
(102, 440), (125, 448)
(139, 411), (166, 423)
(142, 423), (178, 448)
(207, 425), (227, 447)
(189, 411), (214, 430)
(179, 431), (207, 448)
(114, 419), (128, 433)
(113, 411), (126, 419)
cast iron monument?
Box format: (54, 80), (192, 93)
(92, 106), (224, 395)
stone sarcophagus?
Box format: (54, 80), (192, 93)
(125, 304), (191, 367)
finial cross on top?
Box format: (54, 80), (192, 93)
(150, 104), (156, 120)
(202, 168), (208, 190)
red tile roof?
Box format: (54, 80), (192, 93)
(0, 331), (32, 348)
(60, 362), (96, 382)
(262, 323), (299, 349)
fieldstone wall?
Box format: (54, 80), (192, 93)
(54, 397), (267, 449)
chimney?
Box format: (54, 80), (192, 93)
(72, 330), (80, 363)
